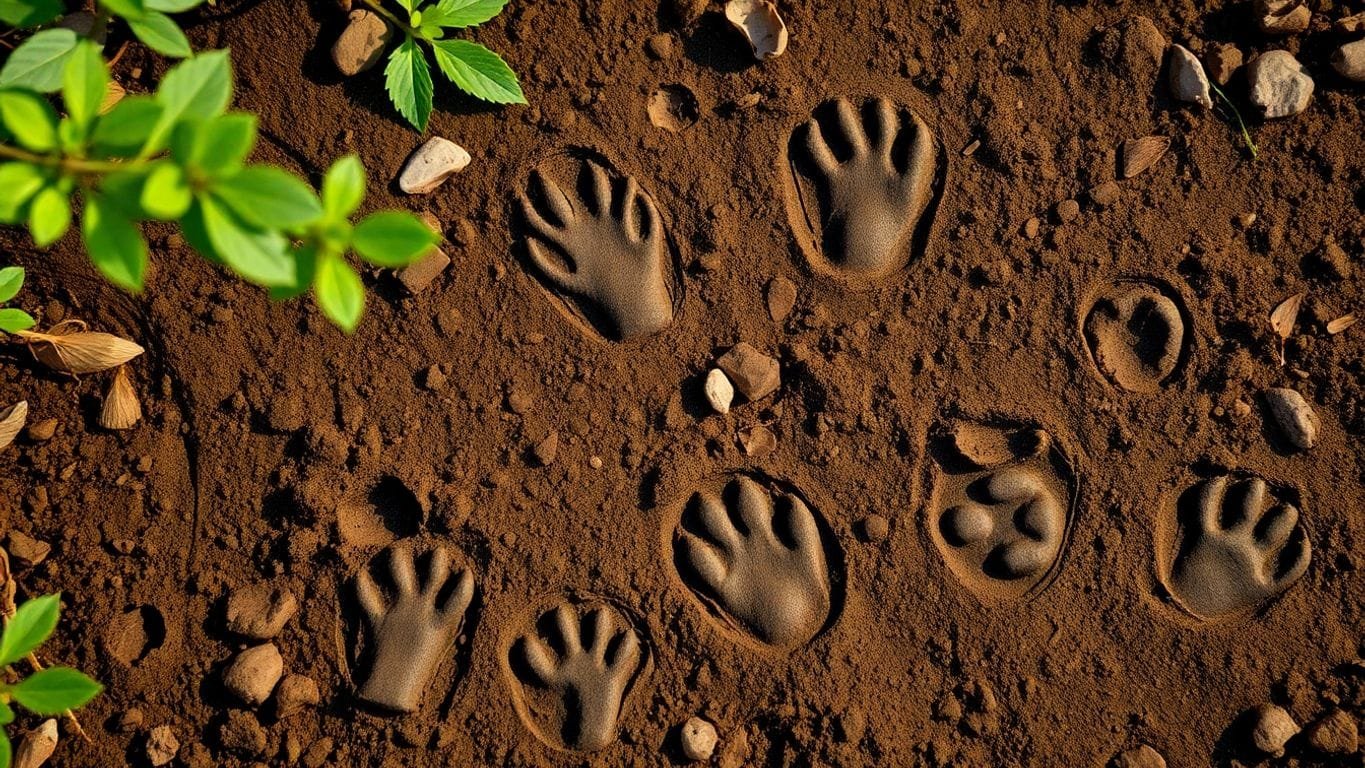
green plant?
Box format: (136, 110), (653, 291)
(1209, 82), (1258, 160)
(0, 594), (103, 767)
(0, 1), (441, 331)
(0, 267), (34, 335)
(361, 0), (526, 131)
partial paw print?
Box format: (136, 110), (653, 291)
(507, 600), (646, 752)
(928, 421), (1075, 602)
(785, 96), (941, 283)
(1162, 475), (1310, 619)
(672, 476), (833, 649)
(1083, 280), (1188, 393)
(349, 542), (475, 712)
(516, 154), (677, 341)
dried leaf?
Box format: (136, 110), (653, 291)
(0, 400), (27, 450)
(1327, 313), (1357, 335)
(16, 328), (144, 374)
(13, 719), (58, 768)
(1270, 292), (1306, 340)
(99, 366), (142, 430)
(100, 80), (126, 115)
(1121, 136), (1170, 179)
(725, 0), (788, 60)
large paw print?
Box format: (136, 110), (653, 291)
(1165, 475), (1310, 619)
(937, 467), (1066, 592)
(674, 476), (832, 649)
(1083, 280), (1187, 393)
(788, 96), (938, 281)
(510, 602), (644, 752)
(517, 158), (675, 341)
(352, 543), (474, 712)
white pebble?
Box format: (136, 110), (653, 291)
(1264, 387), (1318, 451)
(398, 137), (471, 195)
(1249, 703), (1299, 757)
(704, 368), (734, 415)
(1248, 50), (1314, 118)
(1168, 44), (1213, 109)
(680, 717), (718, 761)
(1332, 39), (1365, 82)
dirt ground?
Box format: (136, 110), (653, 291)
(2, 0), (1363, 765)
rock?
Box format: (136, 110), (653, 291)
(13, 719), (57, 768)
(860, 514), (890, 542)
(225, 584), (298, 640)
(331, 10), (391, 76)
(1255, 0), (1310, 35)
(1249, 703), (1299, 757)
(1337, 11), (1365, 34)
(222, 643), (284, 708)
(716, 342), (780, 401)
(645, 33), (677, 60)
(397, 247), (450, 294)
(398, 137), (471, 195)
(680, 717), (718, 761)
(1332, 40), (1365, 82)
(219, 710), (267, 757)
(704, 369), (734, 415)
(146, 726), (179, 767)
(26, 418), (57, 442)
(6, 531), (50, 567)
(421, 364), (447, 391)
(1204, 43), (1243, 85)
(1168, 44), (1214, 109)
(1055, 198), (1080, 223)
(274, 674), (322, 719)
(1110, 744), (1166, 768)
(1089, 181), (1120, 208)
(765, 276), (797, 322)
(1023, 217), (1040, 238)
(531, 431), (559, 466)
(739, 425), (777, 457)
(1248, 50), (1314, 118)
(117, 708), (144, 733)
(1263, 387), (1318, 451)
(1304, 709), (1358, 755)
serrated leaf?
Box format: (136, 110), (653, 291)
(82, 193), (150, 291)
(0, 0), (63, 27)
(29, 186), (70, 247)
(0, 266), (24, 303)
(0, 308), (35, 334)
(11, 667), (103, 714)
(0, 90), (60, 151)
(63, 40), (109, 133)
(198, 195), (295, 286)
(212, 166), (322, 230)
(0, 593), (59, 667)
(0, 28), (78, 93)
(430, 38), (525, 104)
(384, 36), (434, 131)
(314, 252), (364, 331)
(322, 154), (365, 219)
(434, 0), (507, 27)
(145, 49), (231, 154)
(90, 96), (163, 158)
(0, 163), (45, 223)
(352, 211), (438, 267)
(128, 10), (192, 58)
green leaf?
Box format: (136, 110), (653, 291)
(0, 266), (23, 303)
(128, 11), (192, 58)
(0, 699), (12, 725)
(269, 243), (318, 300)
(89, 96), (163, 158)
(212, 166), (322, 230)
(352, 211), (438, 267)
(28, 186), (70, 247)
(189, 113), (257, 175)
(0, 594), (59, 667)
(384, 37), (434, 131)
(146, 0), (205, 10)
(0, 90), (60, 151)
(0, 308), (36, 333)
(63, 40), (110, 133)
(101, 0), (147, 18)
(396, 0), (417, 11)
(0, 29), (78, 93)
(198, 195), (295, 286)
(139, 162), (191, 220)
(433, 0), (506, 27)
(0, 0), (63, 27)
(0, 163), (45, 223)
(146, 49), (232, 154)
(83, 193), (150, 291)
(322, 154), (365, 219)
(11, 667), (103, 714)
(0, 729), (9, 768)
(314, 252), (364, 332)
(430, 39), (524, 104)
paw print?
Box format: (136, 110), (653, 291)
(939, 467), (1065, 583)
(1083, 280), (1187, 393)
(674, 476), (832, 649)
(511, 602), (644, 752)
(353, 543), (475, 712)
(790, 96), (938, 280)
(1166, 475), (1310, 619)
(517, 158), (675, 341)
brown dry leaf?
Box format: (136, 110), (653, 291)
(99, 80), (125, 115)
(15, 328), (144, 375)
(1327, 313), (1357, 335)
(0, 400), (27, 450)
(1121, 136), (1170, 179)
(100, 366), (142, 430)
(1269, 291), (1305, 365)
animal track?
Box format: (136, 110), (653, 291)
(1163, 475), (1311, 619)
(517, 156), (676, 341)
(786, 96), (939, 282)
(1083, 280), (1187, 392)
(508, 600), (645, 752)
(673, 476), (832, 649)
(351, 543), (475, 712)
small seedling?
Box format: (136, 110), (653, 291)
(361, 0), (526, 131)
(0, 594), (103, 767)
(1209, 82), (1259, 160)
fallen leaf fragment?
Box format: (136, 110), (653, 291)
(1327, 314), (1357, 335)
(0, 400), (27, 450)
(1269, 291), (1305, 364)
(13, 719), (58, 768)
(100, 366), (142, 430)
(725, 0), (788, 61)
(15, 323), (144, 375)
(1121, 136), (1170, 179)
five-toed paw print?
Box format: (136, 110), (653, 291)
(353, 543), (475, 712)
(788, 96), (938, 281)
(510, 602), (644, 751)
(1165, 475), (1311, 619)
(517, 158), (675, 341)
(674, 476), (832, 649)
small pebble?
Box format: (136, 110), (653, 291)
(1168, 44), (1214, 109)
(716, 343), (780, 401)
(1055, 198), (1080, 224)
(1263, 387), (1318, 451)
(1110, 744), (1166, 768)
(1249, 703), (1299, 757)
(1332, 39), (1365, 82)
(26, 418), (57, 442)
(1089, 181), (1120, 208)
(1255, 0), (1310, 35)
(146, 725), (179, 767)
(331, 10), (391, 76)
(6, 531), (50, 567)
(1248, 50), (1314, 118)
(225, 584), (298, 640)
(1023, 217), (1040, 239)
(1204, 43), (1243, 85)
(222, 643), (284, 708)
(275, 675), (322, 720)
(704, 369), (735, 415)
(860, 514), (890, 542)
(1304, 709), (1359, 755)
(532, 431), (559, 466)
(680, 717), (718, 762)
(398, 137), (471, 195)
(765, 276), (797, 323)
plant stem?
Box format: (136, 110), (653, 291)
(0, 143), (142, 176)
(358, 0), (418, 36)
(1209, 82), (1259, 160)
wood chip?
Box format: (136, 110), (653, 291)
(961, 139), (981, 157)
(1120, 135), (1170, 179)
(0, 400), (26, 451)
(1327, 313), (1357, 335)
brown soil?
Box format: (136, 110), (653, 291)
(2, 0), (1364, 765)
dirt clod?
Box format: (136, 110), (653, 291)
(221, 643), (284, 708)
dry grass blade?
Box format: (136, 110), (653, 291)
(15, 329), (144, 375)
(1269, 291), (1306, 365)
(100, 366), (142, 430)
(1121, 136), (1170, 179)
(1327, 313), (1357, 335)
(1, 400), (27, 450)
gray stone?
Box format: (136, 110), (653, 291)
(1168, 44), (1213, 109)
(1332, 40), (1365, 82)
(680, 717), (718, 762)
(398, 137), (471, 195)
(1249, 50), (1314, 118)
